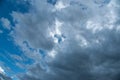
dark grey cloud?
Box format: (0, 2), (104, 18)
(19, 29), (120, 80)
(9, 0), (120, 80)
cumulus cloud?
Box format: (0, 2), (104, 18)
(9, 0), (120, 80)
(11, 1), (55, 50)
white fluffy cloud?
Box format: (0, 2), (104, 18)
(9, 0), (120, 80)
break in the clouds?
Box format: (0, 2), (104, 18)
(1, 0), (120, 80)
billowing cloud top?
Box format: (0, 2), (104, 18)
(1, 0), (120, 80)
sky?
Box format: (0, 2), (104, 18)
(0, 0), (120, 80)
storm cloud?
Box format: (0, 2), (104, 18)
(9, 0), (120, 80)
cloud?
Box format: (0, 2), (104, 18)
(10, 0), (62, 63)
(10, 54), (23, 61)
(0, 73), (12, 80)
(0, 67), (12, 80)
(11, 1), (55, 50)
(9, 0), (120, 80)
(0, 17), (11, 30)
(0, 67), (4, 74)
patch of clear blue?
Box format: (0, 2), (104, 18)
(47, 0), (57, 5)
(0, 0), (30, 26)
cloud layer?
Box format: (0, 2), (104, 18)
(8, 0), (120, 80)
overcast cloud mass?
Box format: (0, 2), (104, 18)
(0, 0), (120, 80)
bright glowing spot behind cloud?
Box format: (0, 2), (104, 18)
(48, 49), (56, 58)
(50, 19), (63, 43)
(55, 1), (68, 10)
